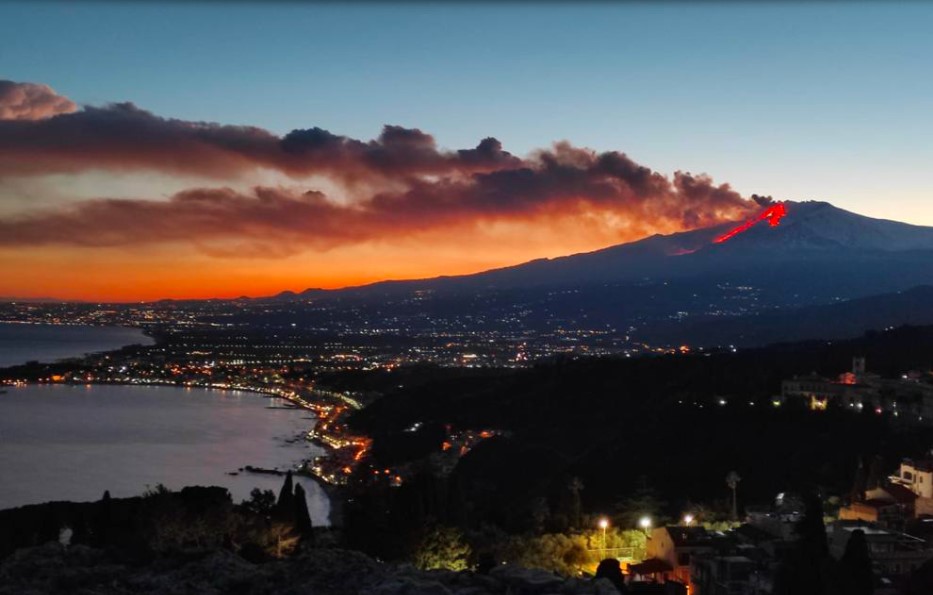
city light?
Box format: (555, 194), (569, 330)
(683, 514), (694, 526)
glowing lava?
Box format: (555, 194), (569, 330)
(714, 202), (787, 244)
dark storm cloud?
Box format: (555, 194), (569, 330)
(0, 145), (756, 253)
(0, 95), (520, 180)
(0, 81), (764, 254)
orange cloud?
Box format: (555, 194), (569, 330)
(0, 81), (770, 300)
(0, 81), (77, 121)
(0, 156), (756, 254)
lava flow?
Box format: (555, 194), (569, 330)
(714, 202), (787, 244)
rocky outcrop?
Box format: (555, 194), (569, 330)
(0, 542), (621, 595)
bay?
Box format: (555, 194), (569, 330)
(0, 384), (330, 525)
(0, 322), (154, 369)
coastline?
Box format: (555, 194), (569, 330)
(4, 378), (345, 526)
(238, 465), (344, 527)
(0, 323), (353, 527)
(0, 322), (154, 369)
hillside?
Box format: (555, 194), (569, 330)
(227, 202), (933, 349)
(654, 285), (933, 348)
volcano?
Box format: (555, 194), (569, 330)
(322, 200), (933, 295)
(266, 201), (933, 347)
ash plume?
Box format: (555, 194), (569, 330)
(0, 81), (765, 254)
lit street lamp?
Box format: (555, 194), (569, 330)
(683, 514), (694, 526)
(598, 517), (609, 557)
(639, 516), (652, 536)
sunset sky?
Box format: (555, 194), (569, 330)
(2, 2), (932, 301)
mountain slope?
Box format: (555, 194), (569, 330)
(654, 285), (933, 348)
(249, 202), (933, 349)
(285, 201), (933, 297)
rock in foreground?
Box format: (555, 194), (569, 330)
(0, 543), (620, 595)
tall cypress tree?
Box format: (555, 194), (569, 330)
(850, 458), (868, 503)
(294, 483), (314, 537)
(775, 494), (831, 595)
(866, 455), (886, 491)
(839, 529), (874, 595)
(275, 471), (296, 522)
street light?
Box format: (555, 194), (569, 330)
(598, 517), (609, 557)
(683, 514), (694, 526)
(639, 516), (652, 536)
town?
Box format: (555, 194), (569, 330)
(4, 313), (933, 593)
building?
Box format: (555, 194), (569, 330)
(839, 499), (912, 530)
(891, 459), (933, 499)
(840, 474), (920, 529)
(890, 459), (933, 516)
(829, 521), (932, 578)
(782, 357), (933, 424)
(691, 554), (769, 595)
(644, 526), (716, 586)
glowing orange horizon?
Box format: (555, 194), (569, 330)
(1, 219), (671, 302)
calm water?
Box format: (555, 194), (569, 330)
(0, 323), (154, 368)
(0, 384), (330, 525)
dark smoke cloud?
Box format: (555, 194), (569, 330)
(0, 146), (756, 253)
(0, 81), (77, 121)
(0, 101), (519, 180)
(0, 81), (765, 254)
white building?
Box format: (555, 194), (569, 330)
(891, 459), (933, 499)
(889, 458), (933, 516)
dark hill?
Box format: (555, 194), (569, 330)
(347, 325), (933, 513)
(239, 202), (933, 349)
(655, 285), (933, 348)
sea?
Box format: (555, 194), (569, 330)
(0, 325), (330, 524)
(0, 322), (154, 368)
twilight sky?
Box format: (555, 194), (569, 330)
(1, 2), (932, 301)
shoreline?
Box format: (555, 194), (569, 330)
(4, 379), (345, 526)
(238, 465), (344, 527)
(0, 322), (155, 369)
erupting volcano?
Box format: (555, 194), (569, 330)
(714, 203), (788, 244)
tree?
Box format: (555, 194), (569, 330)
(849, 458), (868, 503)
(774, 493), (831, 595)
(293, 483), (314, 537)
(614, 476), (665, 529)
(267, 521), (301, 558)
(838, 529), (873, 595)
(242, 488), (276, 516)
(529, 496), (550, 535)
(866, 455), (886, 491)
(413, 525), (472, 571)
(726, 471), (741, 520)
(797, 494), (829, 558)
(142, 483), (171, 498)
(274, 471), (295, 522)
(566, 477), (584, 530)
(500, 532), (588, 576)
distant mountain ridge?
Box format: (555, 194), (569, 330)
(276, 201), (933, 299)
(244, 201), (933, 349)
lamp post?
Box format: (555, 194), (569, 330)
(639, 516), (652, 537)
(683, 513), (694, 526)
(598, 517), (609, 558)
